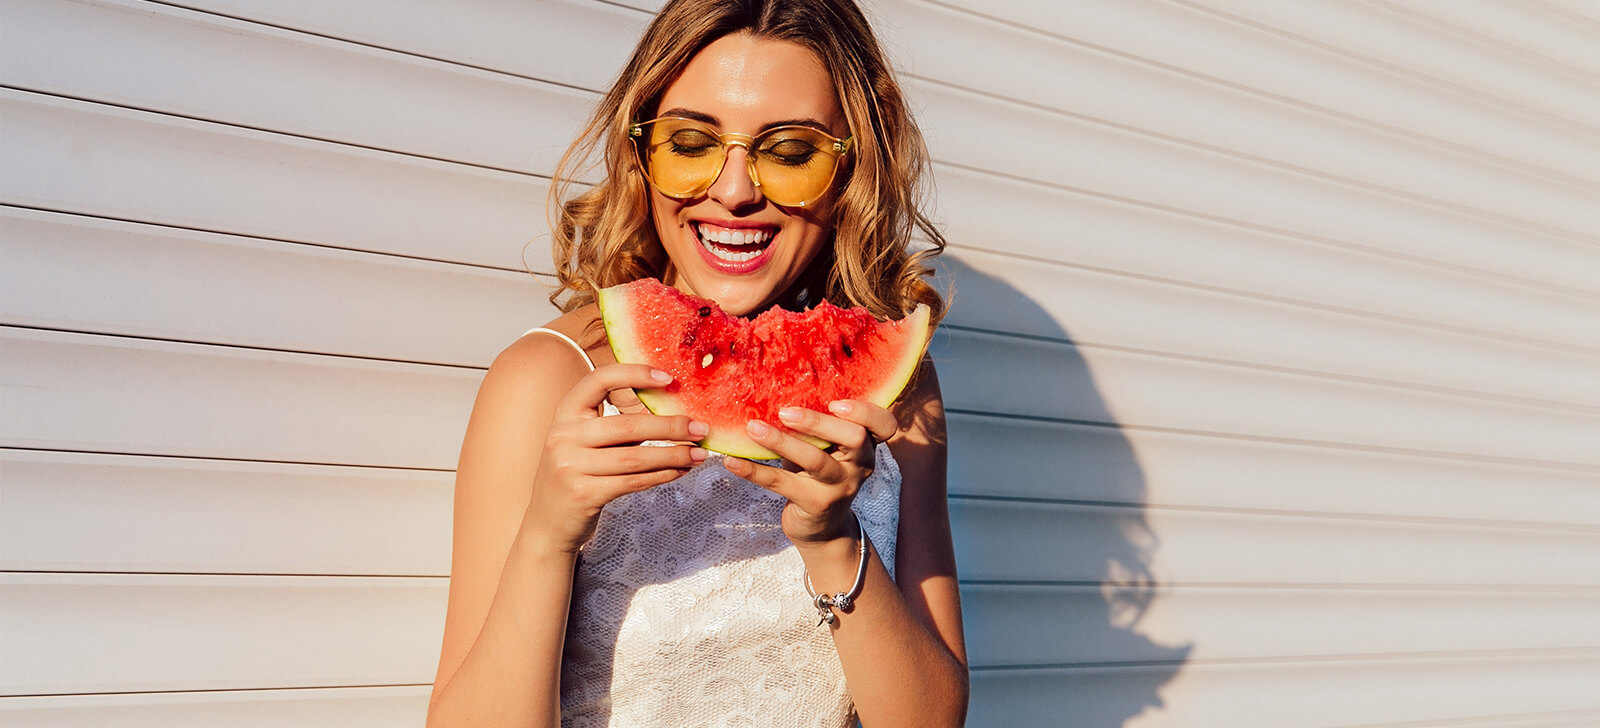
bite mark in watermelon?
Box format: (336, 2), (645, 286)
(596, 278), (931, 459)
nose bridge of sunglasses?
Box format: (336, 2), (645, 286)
(711, 142), (764, 192)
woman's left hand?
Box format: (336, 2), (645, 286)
(723, 399), (899, 546)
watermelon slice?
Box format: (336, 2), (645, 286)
(596, 278), (931, 459)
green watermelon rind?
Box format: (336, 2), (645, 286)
(860, 302), (931, 410)
(597, 283), (931, 461)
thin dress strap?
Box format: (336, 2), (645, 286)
(522, 327), (597, 372)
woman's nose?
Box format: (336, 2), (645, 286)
(706, 146), (764, 211)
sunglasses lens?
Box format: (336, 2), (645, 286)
(751, 128), (841, 207)
(636, 119), (846, 206)
(642, 119), (727, 198)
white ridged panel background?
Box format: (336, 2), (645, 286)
(2, 1), (1597, 726)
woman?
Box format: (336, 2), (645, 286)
(426, 1), (967, 725)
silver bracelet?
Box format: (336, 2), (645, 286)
(803, 512), (869, 627)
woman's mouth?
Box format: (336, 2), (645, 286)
(693, 222), (776, 273)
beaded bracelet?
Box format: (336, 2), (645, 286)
(803, 512), (869, 626)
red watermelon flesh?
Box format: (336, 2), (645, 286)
(596, 278), (931, 459)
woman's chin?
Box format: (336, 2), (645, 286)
(707, 289), (775, 318)
(681, 276), (785, 317)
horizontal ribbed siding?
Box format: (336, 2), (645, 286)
(2, 0), (1597, 725)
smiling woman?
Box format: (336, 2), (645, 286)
(641, 34), (847, 312)
(424, 1), (966, 727)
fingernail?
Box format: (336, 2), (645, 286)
(829, 400), (853, 414)
(778, 407), (802, 423)
(689, 420), (710, 437)
(747, 420), (771, 437)
(690, 447), (708, 461)
(651, 369), (672, 384)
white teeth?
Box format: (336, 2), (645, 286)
(695, 224), (774, 264)
(701, 238), (761, 262)
(697, 224), (774, 246)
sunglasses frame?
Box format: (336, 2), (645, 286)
(628, 116), (854, 208)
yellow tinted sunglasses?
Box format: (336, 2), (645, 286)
(629, 117), (853, 208)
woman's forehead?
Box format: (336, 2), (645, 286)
(658, 33), (844, 133)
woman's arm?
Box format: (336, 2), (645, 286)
(426, 335), (585, 728)
(426, 333), (706, 728)
(724, 360), (969, 726)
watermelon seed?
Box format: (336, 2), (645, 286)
(701, 352), (714, 368)
(697, 306), (712, 317)
(842, 342), (854, 358)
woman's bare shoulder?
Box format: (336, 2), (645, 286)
(890, 357), (947, 448)
(531, 304), (604, 344)
(495, 304), (608, 373)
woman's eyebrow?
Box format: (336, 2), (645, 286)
(657, 107), (719, 126)
(759, 118), (832, 134)
(655, 108), (833, 135)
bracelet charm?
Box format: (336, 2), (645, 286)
(803, 512), (869, 628)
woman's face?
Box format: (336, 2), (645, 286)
(647, 32), (847, 317)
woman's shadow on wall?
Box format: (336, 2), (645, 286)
(933, 254), (1191, 727)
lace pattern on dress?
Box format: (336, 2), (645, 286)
(559, 450), (901, 728)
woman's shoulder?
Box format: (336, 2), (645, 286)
(893, 358), (944, 423)
(498, 304), (610, 369)
(886, 356), (946, 457)
(480, 304), (607, 395)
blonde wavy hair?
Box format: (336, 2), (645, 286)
(548, 0), (945, 327)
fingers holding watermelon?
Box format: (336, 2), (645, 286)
(744, 417), (849, 484)
(723, 447), (848, 546)
(822, 399), (900, 448)
(581, 444), (709, 477)
(723, 399), (899, 544)
(594, 279), (928, 544)
(558, 363), (672, 419)
(527, 363), (712, 554)
(580, 413), (708, 448)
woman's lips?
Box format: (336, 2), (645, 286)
(692, 221), (777, 275)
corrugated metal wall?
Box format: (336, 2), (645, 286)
(3, 1), (1598, 725)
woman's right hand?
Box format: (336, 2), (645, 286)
(523, 363), (709, 555)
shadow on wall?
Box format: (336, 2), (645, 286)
(932, 254), (1191, 727)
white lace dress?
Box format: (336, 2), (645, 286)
(525, 329), (903, 728)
